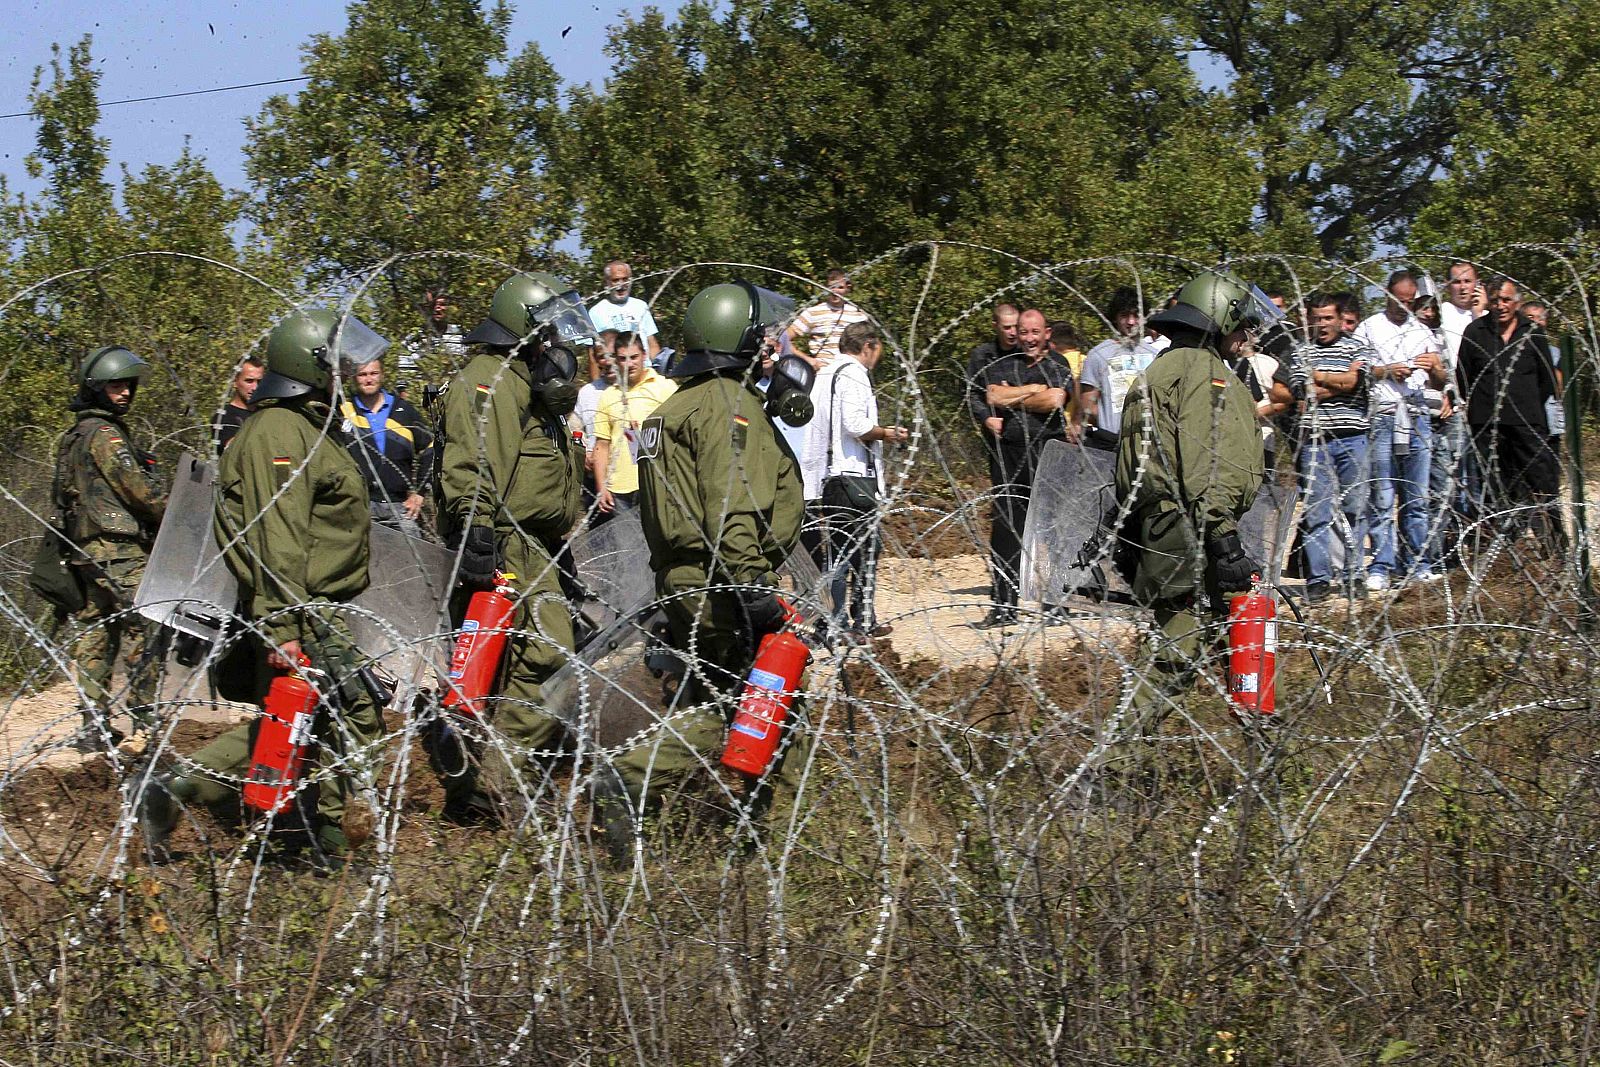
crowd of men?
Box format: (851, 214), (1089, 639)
(44, 256), (1571, 862)
(965, 260), (1569, 615)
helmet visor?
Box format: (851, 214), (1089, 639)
(531, 290), (600, 348)
(331, 314), (391, 369)
(1241, 285), (1286, 331)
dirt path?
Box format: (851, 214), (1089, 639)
(0, 552), (1135, 771)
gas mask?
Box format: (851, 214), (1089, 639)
(529, 343), (581, 416)
(765, 354), (815, 426)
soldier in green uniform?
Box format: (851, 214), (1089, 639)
(434, 271), (594, 808)
(141, 308), (393, 866)
(1108, 269), (1278, 788)
(57, 346), (168, 750)
(604, 281), (810, 834)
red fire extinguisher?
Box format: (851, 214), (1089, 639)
(721, 599), (811, 777)
(441, 571), (518, 720)
(243, 653), (321, 815)
(1227, 585), (1277, 715)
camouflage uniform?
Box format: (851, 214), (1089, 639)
(55, 406), (167, 732)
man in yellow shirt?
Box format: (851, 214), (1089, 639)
(593, 331), (678, 513)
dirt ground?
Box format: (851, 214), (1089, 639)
(0, 551), (1139, 774)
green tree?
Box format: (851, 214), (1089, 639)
(1184, 0), (1543, 258)
(572, 0), (1264, 278)
(1, 36), (274, 453)
(1410, 0), (1600, 294)
(243, 0), (573, 334)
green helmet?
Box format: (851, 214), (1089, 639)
(464, 270), (598, 351)
(1147, 269), (1283, 340)
(79, 346), (150, 388)
(671, 281), (795, 378)
(255, 307), (391, 402)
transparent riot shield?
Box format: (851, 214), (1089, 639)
(1020, 439), (1297, 605)
(340, 525), (455, 685)
(133, 453), (237, 643)
(1239, 482), (1297, 585)
(134, 453), (454, 683)
(1019, 440), (1118, 604)
(566, 510), (656, 633)
(542, 542), (826, 750)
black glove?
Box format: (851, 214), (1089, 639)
(1206, 530), (1258, 594)
(457, 525), (498, 590)
(737, 586), (787, 638)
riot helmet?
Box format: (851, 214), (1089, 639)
(671, 280), (796, 379)
(74, 345), (151, 415)
(1146, 269), (1283, 342)
(255, 307), (390, 402)
(464, 271), (599, 352)
(466, 271), (595, 415)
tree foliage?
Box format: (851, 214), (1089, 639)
(1, 37), (279, 455)
(243, 0), (573, 335)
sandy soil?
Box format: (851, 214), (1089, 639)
(0, 551), (1140, 772)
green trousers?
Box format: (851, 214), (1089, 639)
(72, 554), (159, 728)
(467, 530), (573, 799)
(172, 606), (383, 845)
(608, 565), (744, 804)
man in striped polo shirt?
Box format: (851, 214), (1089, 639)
(1293, 292), (1374, 603)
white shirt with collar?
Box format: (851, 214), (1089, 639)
(1351, 311), (1438, 414)
(588, 295), (659, 342)
(802, 352), (882, 500)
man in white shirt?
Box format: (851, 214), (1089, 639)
(575, 333), (618, 516)
(1439, 260), (1487, 365)
(1077, 287), (1159, 446)
(588, 260), (662, 364)
(1351, 270), (1448, 589)
(803, 320), (908, 641)
(788, 268), (870, 369)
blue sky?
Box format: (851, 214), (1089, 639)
(0, 0), (676, 200)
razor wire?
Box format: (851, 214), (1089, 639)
(0, 247), (1593, 1062)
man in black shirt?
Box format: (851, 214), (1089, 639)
(977, 308), (1073, 627)
(214, 356), (263, 453)
(1457, 276), (1560, 552)
(964, 303), (1021, 434)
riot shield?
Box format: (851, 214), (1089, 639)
(133, 453), (236, 643)
(566, 510), (656, 633)
(1020, 439), (1297, 604)
(1238, 482), (1297, 585)
(541, 543), (827, 750)
(134, 453), (454, 682)
(340, 525), (455, 685)
(1019, 440), (1118, 604)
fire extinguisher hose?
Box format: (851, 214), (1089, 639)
(1271, 582), (1334, 705)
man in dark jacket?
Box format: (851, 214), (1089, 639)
(341, 357), (432, 536)
(1457, 276), (1561, 552)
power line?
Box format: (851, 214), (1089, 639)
(0, 75), (311, 121)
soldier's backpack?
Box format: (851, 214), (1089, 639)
(27, 424), (91, 616)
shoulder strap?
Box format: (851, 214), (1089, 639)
(826, 363), (873, 478)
